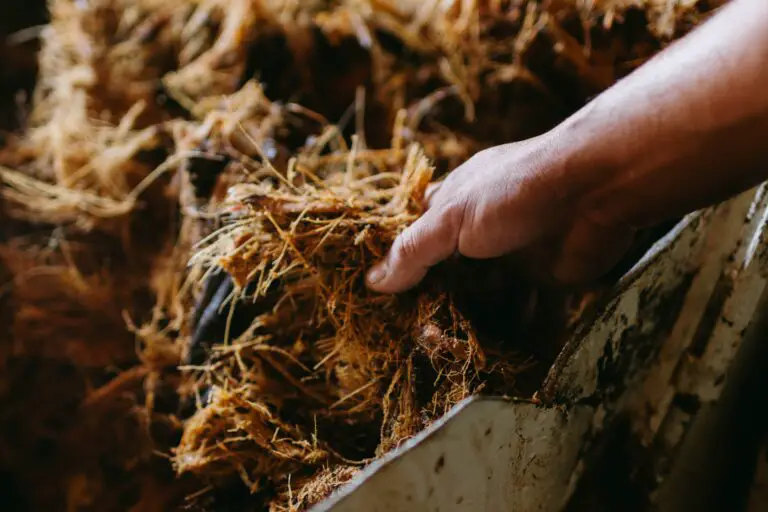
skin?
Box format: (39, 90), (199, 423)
(366, 0), (768, 294)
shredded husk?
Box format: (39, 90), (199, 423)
(0, 0), (715, 510)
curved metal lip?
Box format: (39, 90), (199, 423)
(312, 395), (539, 511)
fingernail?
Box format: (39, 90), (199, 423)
(366, 263), (388, 285)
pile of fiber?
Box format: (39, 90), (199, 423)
(0, 1), (714, 510)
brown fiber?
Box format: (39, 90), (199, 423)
(0, 0), (712, 510)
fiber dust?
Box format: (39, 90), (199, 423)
(0, 0), (713, 510)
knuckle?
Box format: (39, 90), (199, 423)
(477, 145), (504, 161)
(476, 147), (495, 160)
(440, 167), (462, 189)
(465, 151), (488, 169)
(395, 229), (420, 260)
(443, 201), (466, 231)
(450, 190), (472, 215)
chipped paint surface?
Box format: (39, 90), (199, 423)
(313, 186), (768, 511)
(315, 399), (593, 512)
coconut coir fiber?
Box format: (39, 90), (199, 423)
(0, 1), (713, 510)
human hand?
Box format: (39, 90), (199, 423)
(368, 0), (768, 296)
(365, 134), (635, 294)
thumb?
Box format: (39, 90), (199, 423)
(366, 205), (461, 294)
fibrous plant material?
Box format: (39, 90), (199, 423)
(0, 0), (715, 510)
(174, 121), (527, 508)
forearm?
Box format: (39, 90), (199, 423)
(365, 0), (768, 293)
(550, 0), (768, 228)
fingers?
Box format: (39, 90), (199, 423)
(548, 218), (634, 285)
(366, 203), (463, 293)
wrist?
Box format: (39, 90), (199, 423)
(536, 105), (632, 230)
